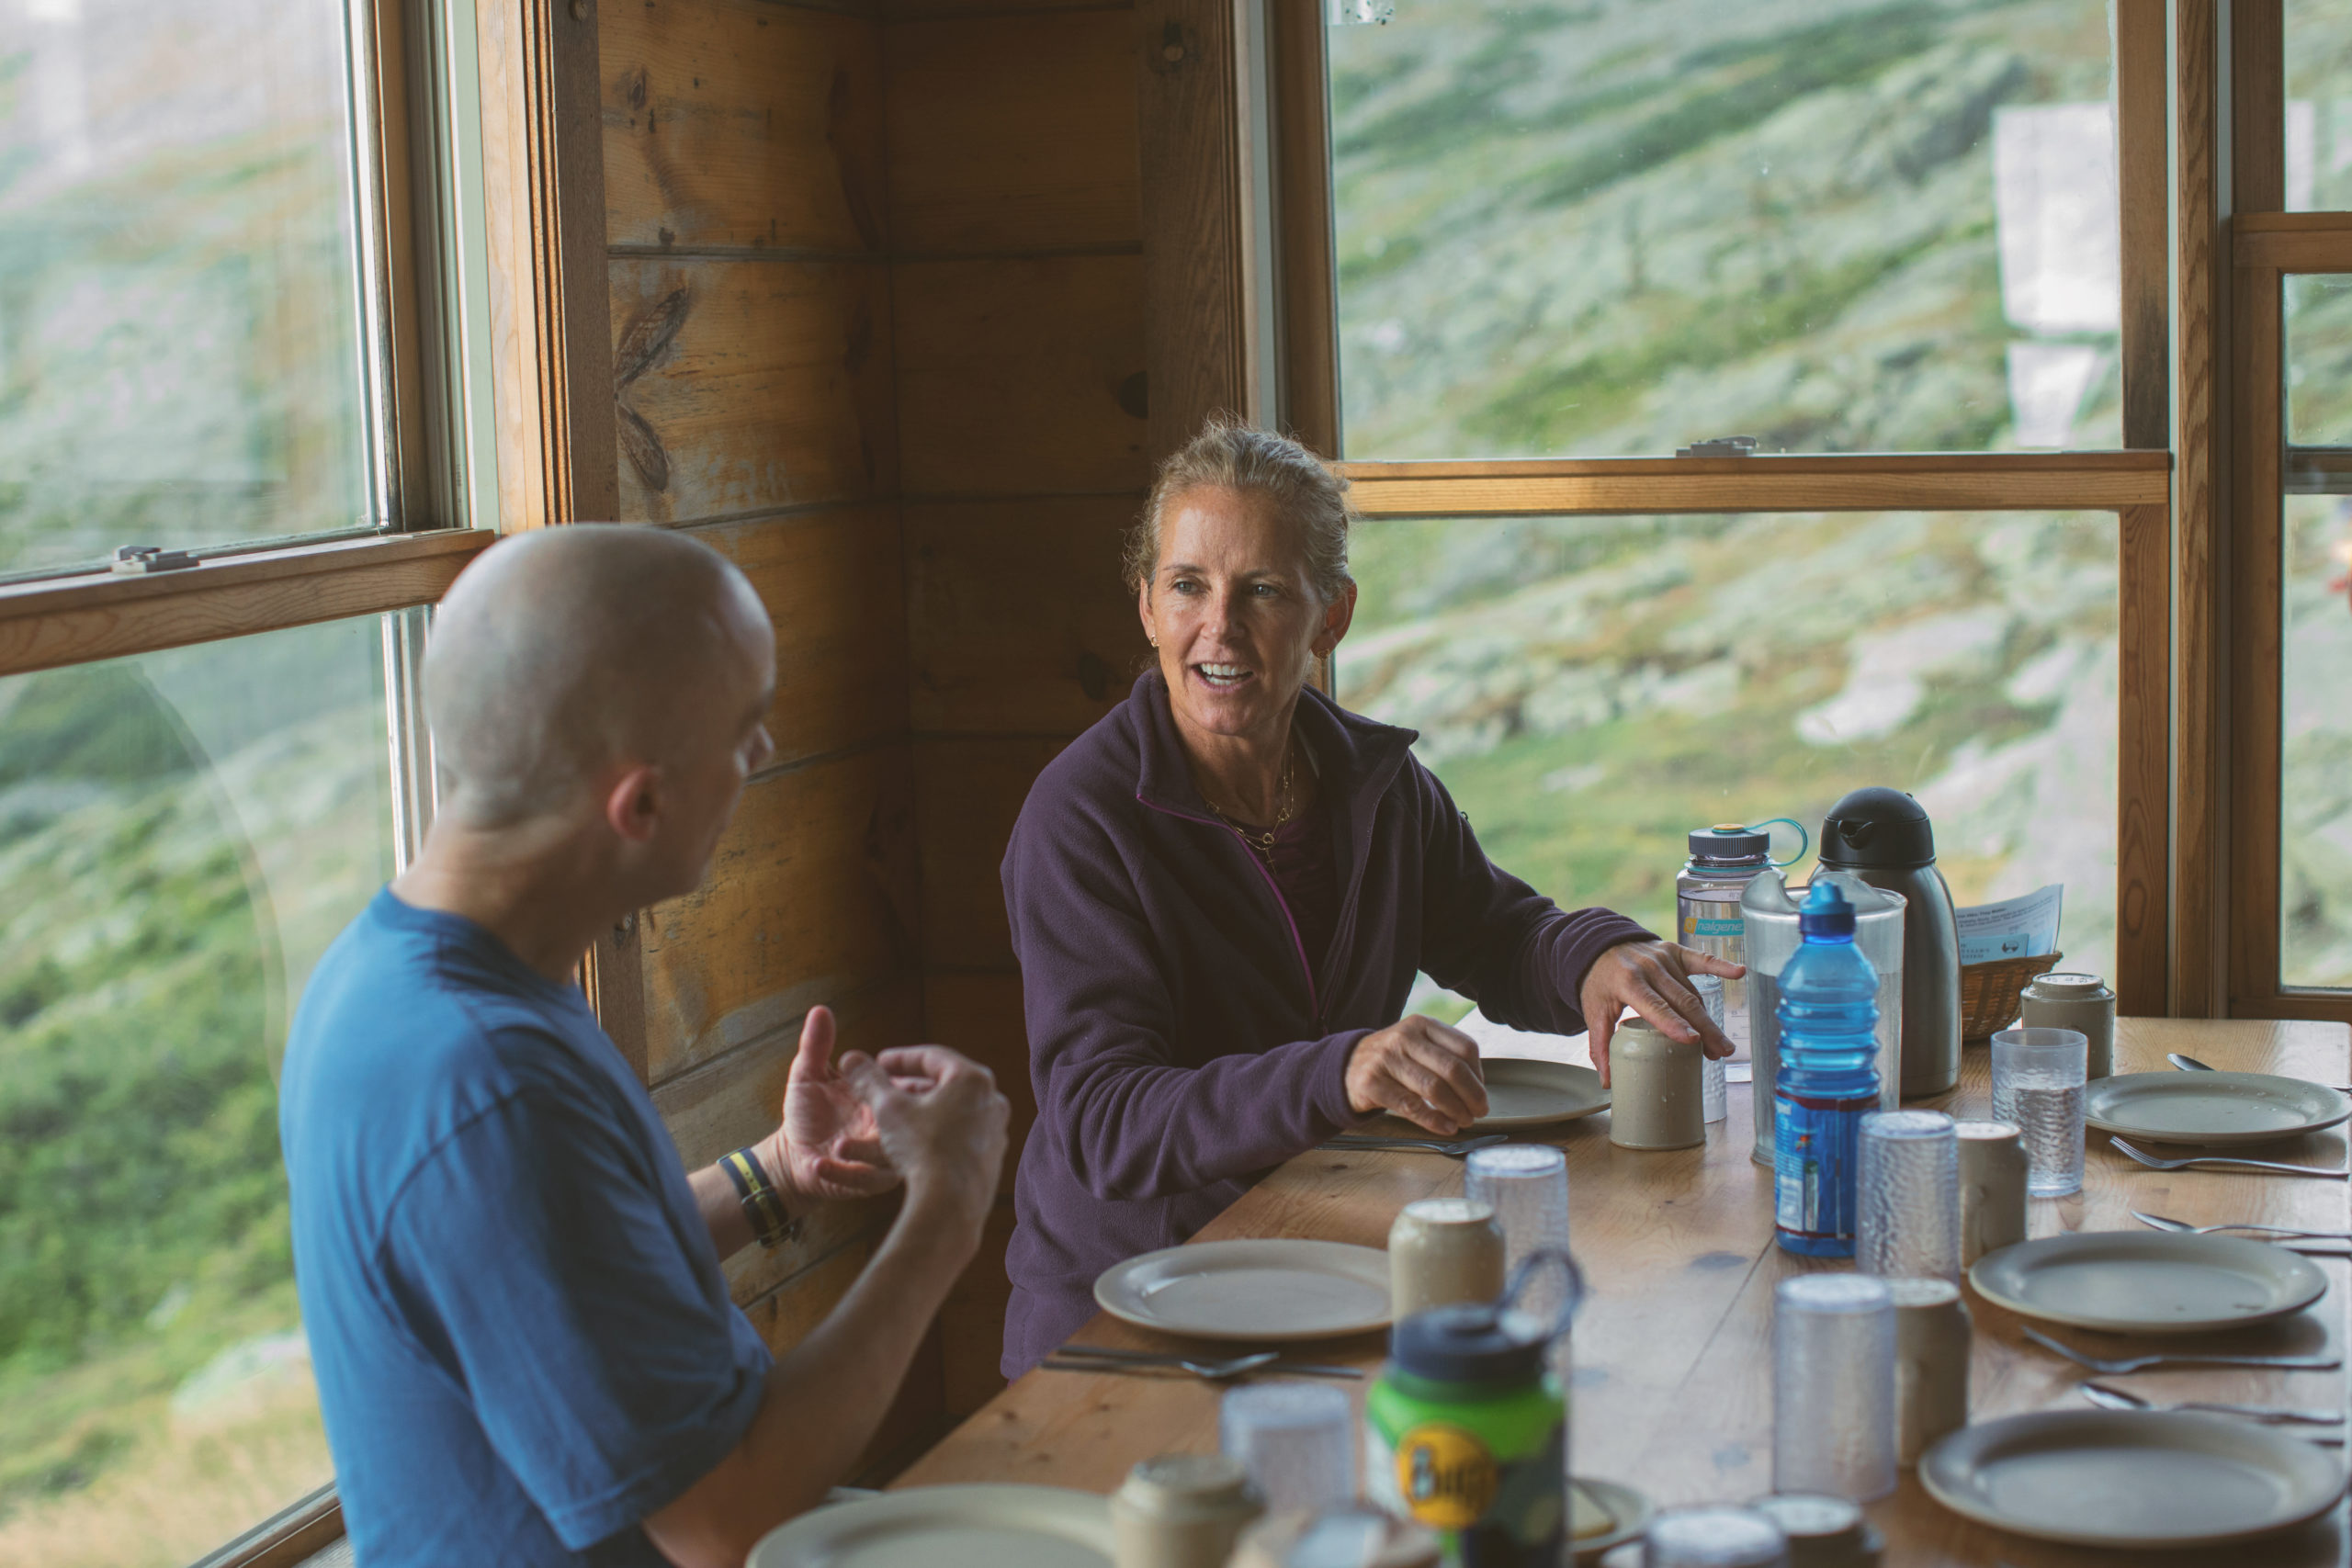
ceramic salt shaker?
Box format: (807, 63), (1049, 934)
(1608, 1020), (1706, 1150)
(2019, 971), (2115, 1079)
(1886, 1278), (1970, 1467)
(1111, 1453), (1263, 1568)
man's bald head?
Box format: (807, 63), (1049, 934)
(425, 525), (772, 829)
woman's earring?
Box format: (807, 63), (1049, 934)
(1148, 637), (1159, 648)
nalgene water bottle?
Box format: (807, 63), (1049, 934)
(1678, 824), (1775, 1063)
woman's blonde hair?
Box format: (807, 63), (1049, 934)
(1123, 417), (1355, 602)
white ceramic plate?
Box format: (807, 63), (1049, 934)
(2086, 1071), (2352, 1147)
(1474, 1059), (1611, 1131)
(1568, 1477), (1653, 1561)
(748, 1485), (1112, 1568)
(1920, 1410), (2344, 1548)
(1094, 1238), (1392, 1341)
(1969, 1230), (2328, 1335)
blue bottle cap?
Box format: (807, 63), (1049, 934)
(1798, 880), (1857, 937)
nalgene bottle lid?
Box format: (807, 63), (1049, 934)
(1688, 822), (1770, 865)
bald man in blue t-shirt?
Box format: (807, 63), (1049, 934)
(279, 525), (1007, 1568)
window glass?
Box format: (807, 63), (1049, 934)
(1342, 509), (2120, 984)
(2281, 274), (2352, 987)
(0, 0), (372, 580)
(0, 615), (392, 1564)
(2286, 0), (2352, 212)
(1329, 0), (2120, 458)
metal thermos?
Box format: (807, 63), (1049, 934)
(1817, 788), (1962, 1099)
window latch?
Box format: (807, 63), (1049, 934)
(1674, 436), (1759, 458)
(111, 546), (198, 574)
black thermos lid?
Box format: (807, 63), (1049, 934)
(1818, 786), (1938, 870)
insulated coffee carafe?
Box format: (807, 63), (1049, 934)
(1816, 787), (1962, 1098)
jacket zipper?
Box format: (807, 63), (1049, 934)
(1136, 795), (1321, 1027)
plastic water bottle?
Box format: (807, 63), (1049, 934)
(1773, 882), (1883, 1258)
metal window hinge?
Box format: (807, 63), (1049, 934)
(1674, 436), (1760, 458)
(111, 546), (198, 573)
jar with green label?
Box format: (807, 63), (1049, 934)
(1364, 1252), (1580, 1568)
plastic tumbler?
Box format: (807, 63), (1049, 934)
(1641, 1505), (1791, 1567)
(1771, 1274), (1897, 1502)
(1989, 1028), (2088, 1198)
(1465, 1145), (1572, 1313)
(1218, 1382), (1354, 1515)
(1693, 974), (1729, 1123)
(1855, 1110), (1960, 1282)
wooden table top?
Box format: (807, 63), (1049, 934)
(896, 1019), (2352, 1563)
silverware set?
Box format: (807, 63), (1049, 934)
(1322, 1133), (1508, 1157)
(2075, 1380), (2346, 1427)
(1039, 1344), (1363, 1382)
(2167, 1052), (2352, 1093)
(2020, 1325), (2341, 1375)
(2132, 1210), (2352, 1251)
(2109, 1137), (2349, 1179)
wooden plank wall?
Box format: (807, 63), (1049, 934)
(885, 0), (1153, 1415)
(594, 0), (1158, 1450)
(596, 0), (937, 1473)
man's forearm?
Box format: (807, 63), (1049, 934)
(688, 1159), (757, 1259)
(642, 1187), (982, 1566)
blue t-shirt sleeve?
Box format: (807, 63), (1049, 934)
(378, 1085), (773, 1551)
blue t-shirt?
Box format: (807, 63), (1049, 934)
(280, 889), (772, 1566)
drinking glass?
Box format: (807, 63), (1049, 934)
(1465, 1145), (1572, 1319)
(1219, 1382), (1355, 1514)
(1772, 1273), (1897, 1501)
(1990, 1028), (2088, 1197)
(1855, 1110), (1960, 1281)
(1692, 974), (1728, 1123)
(1640, 1505), (1791, 1566)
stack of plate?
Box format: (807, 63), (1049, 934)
(1093, 1238), (1392, 1341)
(1968, 1231), (2329, 1335)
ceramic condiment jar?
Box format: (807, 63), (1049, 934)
(1387, 1198), (1505, 1319)
(1111, 1453), (1263, 1568)
(1749, 1493), (1886, 1567)
(1608, 1020), (1705, 1150)
(1955, 1120), (2029, 1266)
(2020, 971), (2116, 1079)
(1886, 1279), (1970, 1466)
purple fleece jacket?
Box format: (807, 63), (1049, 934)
(997, 671), (1655, 1375)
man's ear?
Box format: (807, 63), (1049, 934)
(602, 762), (663, 844)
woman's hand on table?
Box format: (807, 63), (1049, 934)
(1579, 941), (1746, 1088)
(1345, 1015), (1488, 1135)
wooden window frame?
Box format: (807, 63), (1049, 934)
(0, 3), (616, 1563)
(1263, 0), (2178, 1015)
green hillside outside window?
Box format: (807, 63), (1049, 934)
(0, 614), (394, 1566)
(1327, 0), (2122, 459)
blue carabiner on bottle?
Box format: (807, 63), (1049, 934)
(1746, 817), (1810, 868)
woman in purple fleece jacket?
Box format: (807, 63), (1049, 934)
(997, 421), (1742, 1375)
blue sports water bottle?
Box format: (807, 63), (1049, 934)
(1772, 882), (1883, 1258)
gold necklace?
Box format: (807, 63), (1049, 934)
(1207, 749), (1296, 863)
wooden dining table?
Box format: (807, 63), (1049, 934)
(894, 1019), (2352, 1563)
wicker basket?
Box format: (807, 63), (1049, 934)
(1960, 950), (2064, 1042)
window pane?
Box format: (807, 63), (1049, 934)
(2282, 495), (2352, 988)
(1329, 0), (2120, 458)
(1342, 509), (2120, 983)
(2286, 0), (2352, 212)
(0, 0), (371, 578)
(0, 617), (392, 1564)
(2286, 274), (2352, 448)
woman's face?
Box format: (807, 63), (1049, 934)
(1138, 485), (1355, 743)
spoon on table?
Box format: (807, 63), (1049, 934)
(1324, 1133), (1510, 1157)
(2020, 1325), (2341, 1374)
(2110, 1137), (2350, 1179)
(1049, 1344), (1363, 1380)
(1040, 1348), (1282, 1382)
(2132, 1210), (2352, 1247)
(2168, 1053), (2352, 1092)
(2078, 1380), (2346, 1426)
